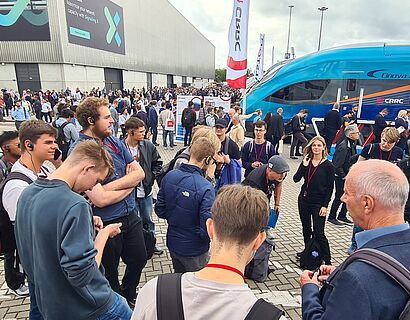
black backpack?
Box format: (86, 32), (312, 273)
(52, 121), (70, 160)
(325, 248), (410, 320)
(0, 172), (33, 254)
(156, 273), (284, 320)
(299, 236), (323, 270)
(156, 147), (190, 186)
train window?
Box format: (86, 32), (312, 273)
(265, 80), (330, 102)
(346, 79), (357, 92)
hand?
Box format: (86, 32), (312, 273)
(206, 162), (216, 179)
(222, 153), (231, 165)
(318, 265), (336, 283)
(93, 216), (103, 232)
(103, 223), (122, 238)
(319, 207), (328, 217)
(251, 161), (261, 168)
(274, 204), (280, 212)
(299, 270), (320, 288)
(302, 155), (310, 167)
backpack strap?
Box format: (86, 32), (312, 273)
(244, 299), (284, 320)
(338, 248), (410, 295)
(224, 136), (230, 155)
(156, 273), (185, 320)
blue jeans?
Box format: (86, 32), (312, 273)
(96, 293), (132, 320)
(28, 281), (44, 320)
(136, 195), (155, 235)
(163, 129), (174, 147)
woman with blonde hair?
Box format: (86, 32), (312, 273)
(395, 109), (409, 151)
(293, 135), (334, 265)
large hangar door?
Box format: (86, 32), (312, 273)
(104, 68), (123, 91)
(15, 64), (41, 93)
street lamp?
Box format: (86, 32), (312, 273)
(317, 6), (328, 51)
(285, 5), (294, 59)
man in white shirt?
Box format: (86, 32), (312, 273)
(133, 184), (285, 320)
(1, 120), (58, 304)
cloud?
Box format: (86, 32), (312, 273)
(168, 0), (410, 70)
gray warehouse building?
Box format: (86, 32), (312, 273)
(0, 0), (215, 93)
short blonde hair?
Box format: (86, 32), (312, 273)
(191, 127), (220, 151)
(398, 110), (407, 119)
(381, 127), (400, 143)
(303, 135), (328, 159)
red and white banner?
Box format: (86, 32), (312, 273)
(226, 0), (250, 89)
(255, 33), (265, 81)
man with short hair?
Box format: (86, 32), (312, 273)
(359, 127), (402, 163)
(54, 108), (79, 160)
(181, 101), (196, 146)
(290, 109), (309, 159)
(205, 107), (217, 127)
(134, 185), (285, 320)
(0, 131), (20, 182)
(267, 107), (285, 154)
(373, 108), (389, 143)
(241, 120), (276, 177)
(124, 117), (163, 255)
(328, 124), (360, 226)
(300, 160), (410, 320)
(324, 103), (342, 152)
(155, 137), (219, 273)
(253, 109), (262, 124)
(228, 114), (245, 149)
(70, 97), (146, 308)
(147, 100), (159, 146)
(1, 121), (57, 309)
(109, 99), (120, 137)
(15, 140), (132, 319)
(11, 100), (30, 130)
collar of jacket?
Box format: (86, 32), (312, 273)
(180, 163), (205, 176)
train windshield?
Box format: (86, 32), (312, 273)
(246, 60), (289, 94)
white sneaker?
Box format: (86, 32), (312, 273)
(170, 147), (174, 150)
(163, 147), (168, 150)
(12, 284), (29, 297)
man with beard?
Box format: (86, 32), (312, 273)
(69, 97), (146, 308)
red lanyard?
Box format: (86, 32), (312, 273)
(103, 140), (119, 155)
(254, 142), (266, 162)
(307, 159), (323, 187)
(379, 146), (392, 161)
(204, 264), (246, 283)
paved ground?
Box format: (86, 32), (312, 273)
(0, 119), (354, 319)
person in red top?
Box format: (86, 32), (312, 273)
(293, 136), (335, 265)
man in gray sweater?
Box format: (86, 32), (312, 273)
(15, 140), (132, 320)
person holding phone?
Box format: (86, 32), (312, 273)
(293, 136), (334, 265)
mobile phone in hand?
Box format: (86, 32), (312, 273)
(54, 148), (62, 161)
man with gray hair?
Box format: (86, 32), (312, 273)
(328, 124), (360, 226)
(299, 160), (410, 320)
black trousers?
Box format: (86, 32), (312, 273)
(328, 176), (347, 220)
(298, 196), (331, 264)
(4, 249), (25, 291)
(325, 128), (338, 152)
(102, 211), (147, 302)
(184, 127), (193, 146)
(271, 136), (281, 154)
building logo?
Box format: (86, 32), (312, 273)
(104, 6), (122, 47)
(368, 69), (410, 79)
(0, 0), (48, 27)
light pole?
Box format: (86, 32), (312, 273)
(317, 6), (328, 51)
(285, 5), (294, 59)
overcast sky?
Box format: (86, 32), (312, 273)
(168, 0), (410, 70)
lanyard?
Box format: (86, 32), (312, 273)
(19, 160), (47, 177)
(307, 159), (323, 187)
(103, 139), (119, 155)
(254, 142), (266, 162)
(204, 264), (246, 283)
(125, 141), (140, 161)
(379, 146), (392, 161)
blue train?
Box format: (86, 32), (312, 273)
(244, 43), (410, 123)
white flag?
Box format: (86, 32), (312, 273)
(226, 0), (250, 89)
(255, 34), (265, 81)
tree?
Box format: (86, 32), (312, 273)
(215, 69), (227, 83)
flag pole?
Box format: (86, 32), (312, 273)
(242, 88), (247, 114)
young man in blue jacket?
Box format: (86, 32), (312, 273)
(155, 137), (219, 273)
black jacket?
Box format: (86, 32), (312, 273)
(137, 140), (163, 196)
(332, 138), (357, 178)
(324, 109), (342, 131)
(374, 113), (387, 137)
(267, 113), (284, 138)
(181, 107), (196, 128)
(290, 115), (305, 133)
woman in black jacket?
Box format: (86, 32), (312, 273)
(293, 135), (334, 265)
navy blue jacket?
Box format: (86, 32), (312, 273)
(148, 106), (158, 129)
(302, 228), (410, 320)
(155, 163), (215, 257)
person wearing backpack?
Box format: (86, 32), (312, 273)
(53, 108), (78, 161)
(133, 184), (285, 320)
(293, 136), (334, 267)
(0, 131), (21, 182)
(300, 160), (410, 320)
(181, 101), (196, 146)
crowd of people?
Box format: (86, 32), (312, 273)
(0, 86), (409, 320)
